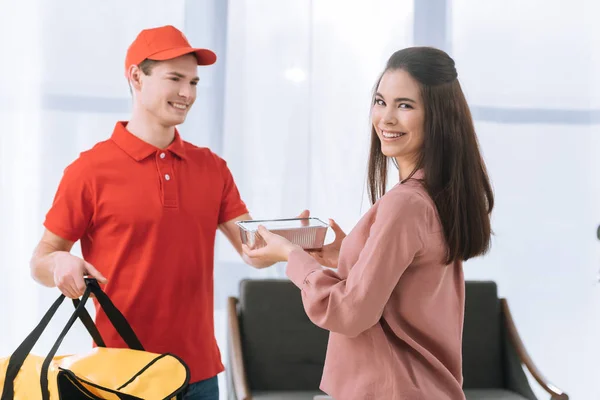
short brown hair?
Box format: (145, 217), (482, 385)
(138, 59), (160, 75)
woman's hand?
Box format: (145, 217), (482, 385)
(242, 225), (302, 264)
(308, 219), (346, 268)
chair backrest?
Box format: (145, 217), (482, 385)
(237, 279), (328, 391)
(462, 281), (504, 389)
(237, 279), (517, 392)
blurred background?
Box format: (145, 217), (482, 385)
(0, 0), (598, 398)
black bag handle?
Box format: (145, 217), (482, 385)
(39, 288), (93, 400)
(1, 278), (144, 400)
(1, 291), (65, 400)
(72, 297), (106, 348)
(81, 278), (144, 351)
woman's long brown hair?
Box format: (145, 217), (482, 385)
(368, 47), (494, 263)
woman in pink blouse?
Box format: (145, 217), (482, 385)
(243, 47), (494, 400)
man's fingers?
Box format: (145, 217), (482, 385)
(297, 209), (310, 219)
(74, 275), (87, 295)
(69, 275), (86, 299)
(56, 275), (76, 298)
(297, 210), (310, 227)
(84, 262), (107, 284)
(60, 277), (81, 299)
(59, 286), (77, 299)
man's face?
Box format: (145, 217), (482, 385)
(135, 54), (199, 127)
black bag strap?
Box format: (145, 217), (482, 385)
(72, 298), (106, 348)
(40, 288), (93, 400)
(1, 278), (144, 400)
(1, 292), (65, 400)
(83, 278), (144, 350)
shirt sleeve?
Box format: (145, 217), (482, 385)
(286, 191), (428, 337)
(216, 155), (249, 224)
(43, 157), (95, 242)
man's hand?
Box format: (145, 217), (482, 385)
(298, 209), (310, 224)
(52, 252), (107, 299)
(31, 229), (108, 298)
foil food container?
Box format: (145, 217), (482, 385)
(236, 217), (329, 250)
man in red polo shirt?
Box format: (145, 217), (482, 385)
(29, 25), (289, 400)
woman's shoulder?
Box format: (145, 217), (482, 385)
(382, 181), (433, 210)
(376, 183), (440, 232)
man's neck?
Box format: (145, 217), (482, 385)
(126, 110), (176, 150)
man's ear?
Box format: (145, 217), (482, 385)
(128, 65), (143, 92)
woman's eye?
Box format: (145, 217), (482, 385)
(374, 99), (385, 106)
(399, 103), (413, 109)
(170, 77), (179, 82)
(191, 81), (199, 86)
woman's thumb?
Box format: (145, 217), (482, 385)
(329, 219), (346, 238)
(329, 219), (341, 231)
(257, 225), (271, 239)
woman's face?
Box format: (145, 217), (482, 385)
(371, 69), (425, 173)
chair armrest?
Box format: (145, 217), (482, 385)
(228, 297), (252, 400)
(501, 299), (569, 400)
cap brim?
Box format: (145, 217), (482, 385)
(148, 47), (217, 66)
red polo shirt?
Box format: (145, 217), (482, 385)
(44, 121), (248, 383)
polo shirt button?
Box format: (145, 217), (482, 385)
(160, 152), (166, 159)
(165, 174), (171, 181)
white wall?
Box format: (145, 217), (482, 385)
(452, 1), (599, 398)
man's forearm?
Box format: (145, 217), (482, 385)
(30, 244), (61, 287)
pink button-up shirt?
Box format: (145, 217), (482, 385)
(287, 173), (466, 400)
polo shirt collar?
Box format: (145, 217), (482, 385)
(111, 121), (187, 162)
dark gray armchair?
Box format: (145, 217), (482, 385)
(227, 279), (568, 400)
(227, 279), (327, 400)
(461, 282), (568, 400)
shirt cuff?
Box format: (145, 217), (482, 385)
(286, 248), (322, 288)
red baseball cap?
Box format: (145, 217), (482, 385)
(125, 25), (217, 77)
